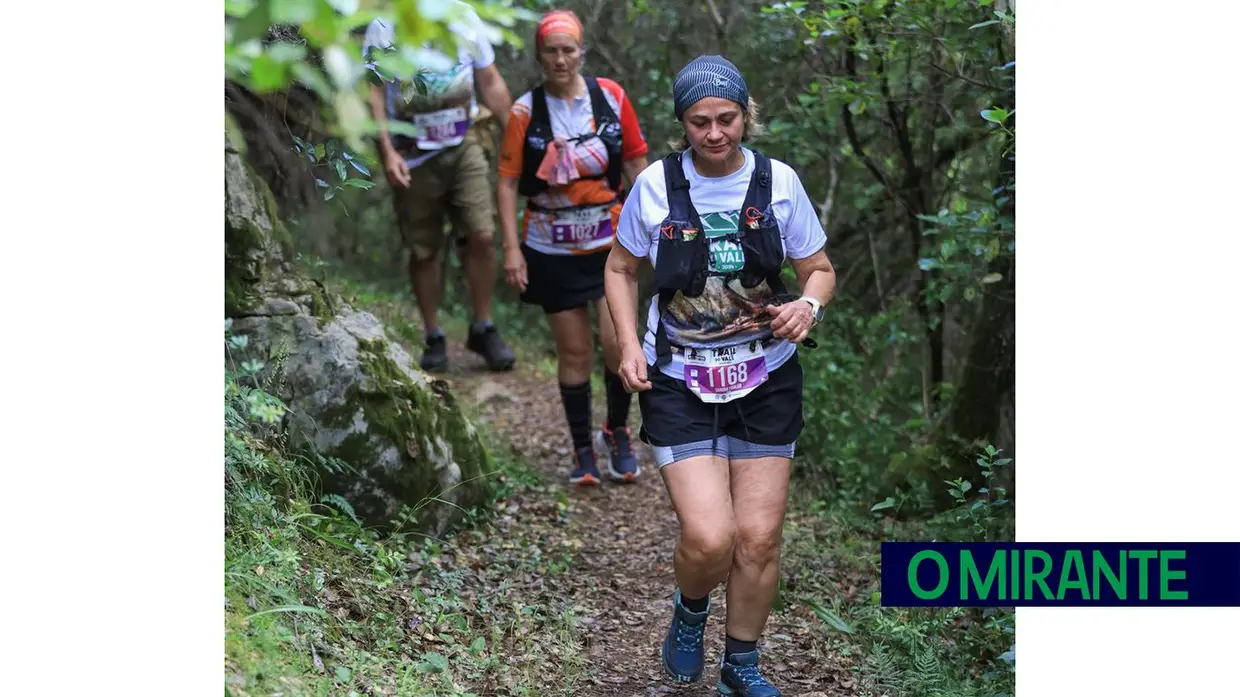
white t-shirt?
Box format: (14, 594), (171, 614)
(615, 147), (827, 379)
(506, 83), (627, 256)
(363, 6), (495, 164)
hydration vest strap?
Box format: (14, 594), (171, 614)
(740, 152), (773, 222)
(654, 152), (704, 367)
(583, 76), (623, 192)
(654, 289), (677, 367)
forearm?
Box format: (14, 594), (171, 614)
(800, 267), (837, 307)
(497, 178), (521, 248)
(479, 76), (511, 131)
(604, 254), (643, 351)
(792, 251), (837, 307)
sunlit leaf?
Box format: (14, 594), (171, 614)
(249, 55), (288, 92)
(269, 0), (317, 25)
(267, 41), (306, 63)
(981, 107), (1009, 124)
(224, 0), (257, 18)
(326, 0), (359, 15)
(323, 45), (357, 88)
(291, 63), (331, 99)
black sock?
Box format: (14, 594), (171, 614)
(725, 635), (757, 659)
(604, 370), (632, 430)
(559, 381), (593, 451)
(681, 592), (708, 613)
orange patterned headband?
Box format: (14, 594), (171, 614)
(536, 11), (583, 48)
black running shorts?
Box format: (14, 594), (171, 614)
(638, 351), (804, 464)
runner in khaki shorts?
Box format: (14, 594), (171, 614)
(364, 5), (517, 372)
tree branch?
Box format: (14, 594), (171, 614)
(927, 60), (999, 92)
(842, 38), (911, 217)
(863, 24), (915, 171)
(817, 153), (841, 232)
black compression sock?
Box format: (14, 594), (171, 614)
(604, 370), (632, 430)
(725, 635), (758, 659)
(559, 381), (593, 451)
(680, 592), (708, 613)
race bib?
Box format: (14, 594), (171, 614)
(683, 342), (769, 404)
(551, 207), (614, 247)
(413, 107), (468, 148)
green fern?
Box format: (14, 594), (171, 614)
(322, 493), (361, 525)
(912, 643), (943, 693)
(863, 643), (908, 694)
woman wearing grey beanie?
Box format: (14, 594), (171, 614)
(604, 55), (837, 696)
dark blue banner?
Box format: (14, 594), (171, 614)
(879, 542), (1240, 607)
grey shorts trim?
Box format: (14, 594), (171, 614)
(652, 437), (796, 468)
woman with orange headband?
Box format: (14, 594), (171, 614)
(497, 10), (650, 486)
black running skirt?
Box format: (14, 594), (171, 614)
(518, 243), (609, 314)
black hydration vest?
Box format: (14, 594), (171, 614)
(652, 150), (790, 367)
(518, 76), (625, 207)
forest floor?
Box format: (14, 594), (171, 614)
(337, 276), (888, 697)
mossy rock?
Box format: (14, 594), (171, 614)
(225, 142), (492, 533)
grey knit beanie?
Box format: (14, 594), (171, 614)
(672, 55), (749, 120)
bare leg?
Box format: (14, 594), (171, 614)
(725, 456), (792, 641)
(408, 253), (444, 334)
(661, 455), (735, 598)
(463, 230), (496, 324)
(546, 306), (593, 385)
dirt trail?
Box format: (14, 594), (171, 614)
(420, 336), (852, 696)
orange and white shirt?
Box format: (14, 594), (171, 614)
(499, 78), (648, 256)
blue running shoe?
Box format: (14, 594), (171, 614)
(568, 446), (601, 486)
(661, 589), (708, 683)
(597, 427), (641, 482)
(717, 650), (782, 697)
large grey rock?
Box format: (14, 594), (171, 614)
(225, 140), (491, 532)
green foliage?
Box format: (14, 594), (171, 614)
(930, 445), (1015, 542)
(291, 134), (377, 208)
(796, 299), (929, 506)
(787, 459), (1015, 697)
(225, 0), (536, 150)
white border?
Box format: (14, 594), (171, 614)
(3, 1), (1239, 694)
(1022, 1), (1240, 694)
(3, 2), (221, 693)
